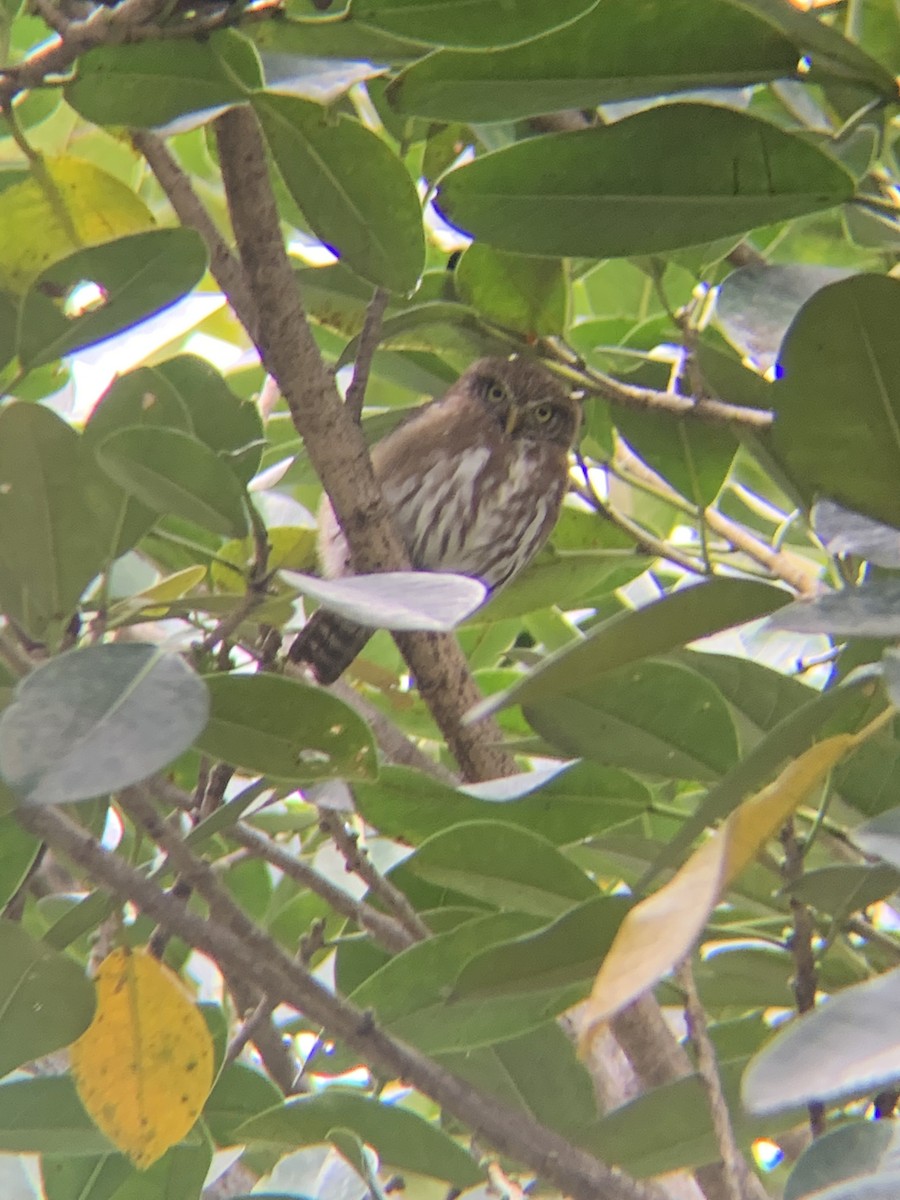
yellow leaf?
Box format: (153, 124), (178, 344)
(0, 157), (154, 294)
(578, 733), (857, 1051)
(71, 948), (214, 1169)
(111, 565), (208, 620)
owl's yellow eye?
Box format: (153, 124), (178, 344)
(487, 383), (507, 402)
(533, 403), (554, 422)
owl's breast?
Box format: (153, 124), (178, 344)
(385, 441), (564, 589)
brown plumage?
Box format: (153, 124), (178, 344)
(289, 355), (581, 683)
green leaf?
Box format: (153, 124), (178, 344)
(524, 659), (739, 780)
(0, 1077), (112, 1155)
(18, 229), (208, 369)
(43, 1140), (212, 1200)
(453, 894), (629, 1000)
(204, 1063), (283, 1146)
(675, 649), (813, 742)
(81, 365), (194, 560)
(153, 355), (265, 485)
(715, 262), (854, 371)
(253, 92), (424, 293)
(643, 674), (881, 888)
(436, 103), (854, 258)
(391, 821), (597, 918)
(237, 1091), (483, 1187)
(0, 921), (95, 1076)
(355, 761), (651, 846)
(390, 0), (801, 121)
(65, 30), (262, 127)
(455, 244), (567, 337)
(96, 426), (249, 539)
(346, 912), (543, 1049)
(0, 402), (116, 638)
(0, 815), (39, 908)
(475, 551), (645, 623)
(585, 1058), (803, 1175)
(0, 290), (16, 372)
(351, 0), (596, 49)
(0, 643), (209, 806)
(739, 0), (898, 96)
(474, 577), (789, 716)
(196, 673), (377, 783)
(438, 1021), (599, 1142)
(770, 274), (900, 527)
(615, 407), (737, 506)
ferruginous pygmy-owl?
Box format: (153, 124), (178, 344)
(289, 355), (581, 684)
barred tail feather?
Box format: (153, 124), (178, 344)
(288, 611), (372, 684)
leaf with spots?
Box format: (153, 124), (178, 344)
(195, 673), (377, 783)
(70, 948), (214, 1169)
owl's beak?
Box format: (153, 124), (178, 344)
(505, 407), (520, 435)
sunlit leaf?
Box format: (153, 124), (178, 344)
(71, 948), (214, 1169)
(0, 157), (153, 294)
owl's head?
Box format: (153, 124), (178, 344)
(467, 356), (580, 449)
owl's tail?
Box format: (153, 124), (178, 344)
(287, 609), (373, 685)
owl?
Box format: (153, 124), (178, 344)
(289, 355), (581, 683)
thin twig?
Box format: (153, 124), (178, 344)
(345, 288), (389, 422)
(132, 129), (259, 341)
(230, 820), (415, 954)
(21, 798), (669, 1200)
(547, 349), (773, 430)
(780, 818), (826, 1137)
(150, 775), (416, 954)
(318, 809), (431, 943)
(679, 960), (755, 1200)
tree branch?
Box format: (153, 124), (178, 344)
(132, 129), (259, 341)
(317, 809), (431, 943)
(679, 961), (757, 1200)
(213, 105), (515, 782)
(345, 287), (389, 423)
(19, 799), (671, 1200)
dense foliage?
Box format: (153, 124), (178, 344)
(1, 1), (900, 1198)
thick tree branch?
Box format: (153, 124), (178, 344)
(213, 105), (515, 782)
(19, 799), (671, 1200)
